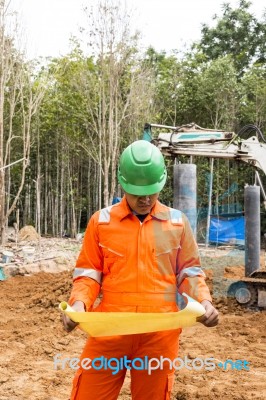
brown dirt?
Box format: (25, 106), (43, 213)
(0, 246), (265, 400)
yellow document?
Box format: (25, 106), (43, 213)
(59, 293), (205, 337)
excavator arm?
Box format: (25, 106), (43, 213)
(144, 123), (266, 204)
(144, 123), (266, 176)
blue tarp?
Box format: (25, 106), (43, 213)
(209, 216), (245, 245)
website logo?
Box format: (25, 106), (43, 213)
(53, 354), (250, 375)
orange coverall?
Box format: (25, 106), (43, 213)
(68, 197), (212, 400)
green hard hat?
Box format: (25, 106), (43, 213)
(118, 140), (167, 195)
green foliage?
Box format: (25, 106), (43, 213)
(239, 64), (266, 127)
(143, 48), (240, 131)
(196, 56), (239, 129)
(142, 48), (183, 125)
(197, 0), (266, 75)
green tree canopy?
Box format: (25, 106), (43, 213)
(197, 56), (239, 130)
(239, 64), (266, 127)
(196, 0), (266, 75)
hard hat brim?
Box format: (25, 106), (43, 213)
(118, 173), (167, 196)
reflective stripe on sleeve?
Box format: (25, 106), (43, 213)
(98, 205), (113, 223)
(169, 208), (183, 224)
(73, 268), (102, 284)
(177, 266), (206, 286)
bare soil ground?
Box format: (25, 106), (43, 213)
(0, 241), (265, 400)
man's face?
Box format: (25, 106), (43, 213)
(125, 192), (159, 215)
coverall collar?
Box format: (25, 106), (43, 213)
(119, 196), (170, 222)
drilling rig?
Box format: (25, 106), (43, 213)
(144, 122), (266, 307)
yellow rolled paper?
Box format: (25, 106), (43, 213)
(59, 293), (205, 337)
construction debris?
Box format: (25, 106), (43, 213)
(0, 236), (82, 278)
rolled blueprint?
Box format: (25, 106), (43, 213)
(59, 293), (205, 337)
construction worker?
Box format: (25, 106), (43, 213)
(62, 140), (218, 400)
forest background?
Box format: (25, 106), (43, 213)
(0, 0), (266, 243)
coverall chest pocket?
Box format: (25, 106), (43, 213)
(153, 237), (180, 277)
(99, 242), (125, 277)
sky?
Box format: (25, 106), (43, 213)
(9, 0), (266, 59)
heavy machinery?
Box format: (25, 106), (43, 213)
(143, 122), (266, 307)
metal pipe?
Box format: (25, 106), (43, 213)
(244, 185), (261, 276)
(173, 164), (197, 238)
(206, 158), (214, 247)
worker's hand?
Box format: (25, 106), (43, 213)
(61, 301), (85, 333)
(197, 300), (219, 327)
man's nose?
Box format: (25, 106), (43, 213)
(139, 196), (150, 202)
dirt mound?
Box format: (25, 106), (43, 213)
(18, 225), (40, 242)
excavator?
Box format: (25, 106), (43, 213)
(143, 122), (266, 308)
